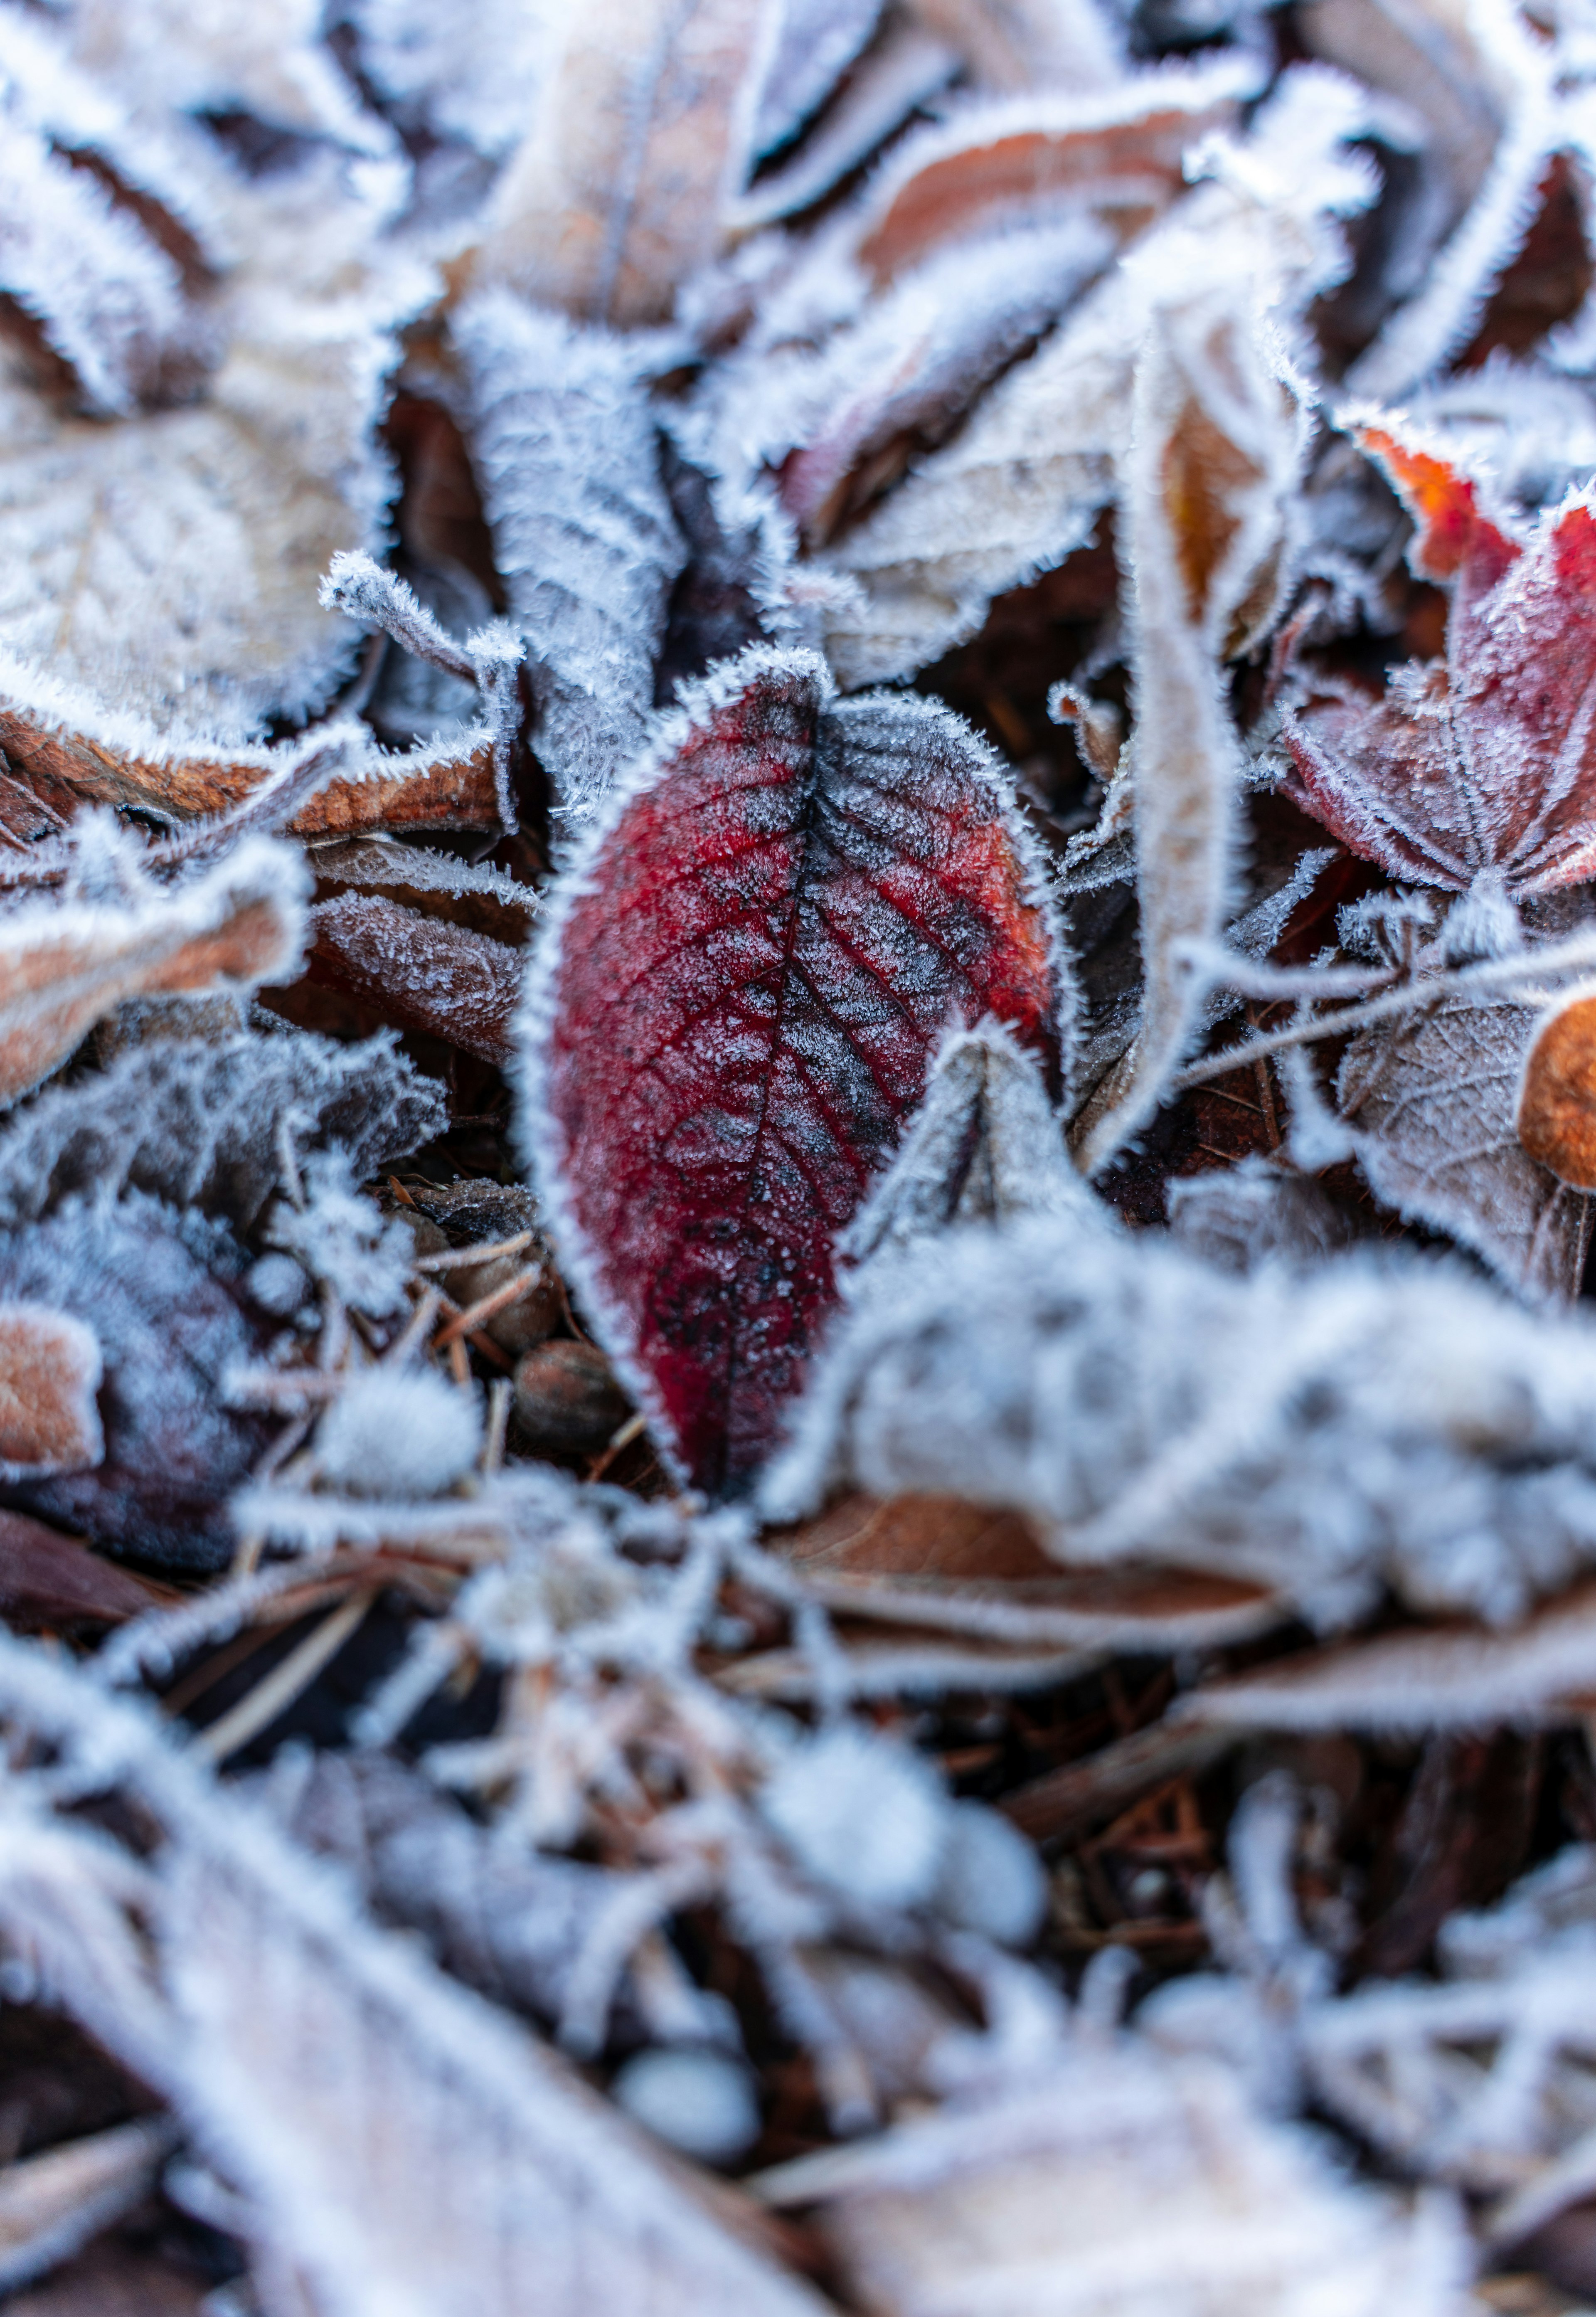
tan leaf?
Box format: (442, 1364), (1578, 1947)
(1340, 997), (1592, 1304)
(758, 2041), (1469, 2317)
(0, 2120), (172, 2300)
(0, 837), (305, 1105)
(466, 0), (778, 327)
(1516, 985), (1596, 1190)
(0, 1308), (102, 1479)
(1180, 1580), (1596, 1733)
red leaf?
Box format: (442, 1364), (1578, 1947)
(1281, 424), (1596, 896)
(520, 648), (1062, 1498)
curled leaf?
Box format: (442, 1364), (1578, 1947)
(519, 646), (1062, 1496)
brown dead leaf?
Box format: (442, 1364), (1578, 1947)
(466, 0), (776, 327)
(0, 695), (499, 842)
(1516, 988), (1596, 1190)
(0, 1311), (102, 1479)
(904, 0), (1123, 95)
(0, 841), (304, 1106)
(306, 892), (520, 1063)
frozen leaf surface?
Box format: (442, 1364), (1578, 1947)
(466, 0), (776, 327)
(766, 1204), (1596, 1625)
(307, 891), (522, 1063)
(458, 293), (685, 823)
(1283, 426), (1596, 898)
(766, 2035), (1469, 2317)
(0, 1023), (442, 1233)
(0, 831), (305, 1108)
(520, 646), (1061, 1497)
(818, 66), (1364, 686)
(1338, 997), (1593, 1304)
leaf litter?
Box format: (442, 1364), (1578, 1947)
(13, 4), (1596, 2314)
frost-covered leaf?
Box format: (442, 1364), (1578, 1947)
(1325, 0), (1562, 397)
(1337, 996), (1592, 1304)
(0, 666), (503, 842)
(1182, 1577), (1596, 1731)
(0, 1022), (442, 1233)
(457, 293), (685, 823)
(0, 1197), (270, 1570)
(751, 0), (883, 159)
(818, 67), (1367, 687)
(1283, 425), (1596, 898)
(761, 2033), (1470, 2317)
(518, 646), (1062, 1497)
(308, 837), (537, 949)
(740, 219), (1116, 550)
(466, 0), (777, 328)
(0, 1307), (102, 1480)
(0, 831), (305, 1108)
(0, 104), (205, 421)
(58, 0), (389, 150)
(0, 2117), (172, 2298)
(307, 891), (521, 1063)
(1073, 202), (1315, 1172)
(0, 1636), (832, 2317)
(906, 0), (1125, 94)
(765, 1205), (1596, 1625)
(343, 0), (554, 159)
(842, 1023), (1084, 1265)
(0, 84), (423, 742)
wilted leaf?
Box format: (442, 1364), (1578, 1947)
(465, 0), (776, 328)
(520, 645), (1061, 1497)
(0, 2117), (172, 2300)
(0, 1309), (101, 1480)
(760, 2036), (1468, 2317)
(0, 667), (501, 841)
(308, 837), (537, 949)
(1283, 424), (1596, 898)
(0, 1507), (170, 1631)
(307, 892), (521, 1064)
(1073, 203), (1313, 1173)
(456, 293), (686, 823)
(765, 1200), (1596, 1625)
(0, 834), (305, 1108)
(905, 0), (1124, 94)
(0, 1199), (271, 1570)
(750, 0), (884, 160)
(1338, 996), (1592, 1304)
